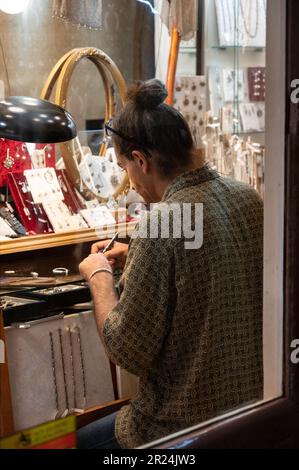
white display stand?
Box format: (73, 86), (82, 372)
(5, 311), (115, 431)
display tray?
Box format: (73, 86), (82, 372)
(0, 274), (83, 288)
(19, 283), (92, 309)
(1, 295), (48, 326)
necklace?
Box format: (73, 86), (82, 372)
(240, 0), (259, 39)
(49, 332), (60, 417)
(58, 328), (70, 415)
(10, 174), (32, 221)
(74, 326), (87, 410)
(68, 327), (78, 412)
(222, 0), (232, 43)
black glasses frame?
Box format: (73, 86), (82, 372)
(104, 119), (151, 157)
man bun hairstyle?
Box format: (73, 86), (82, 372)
(126, 79), (168, 110)
(112, 79), (194, 177)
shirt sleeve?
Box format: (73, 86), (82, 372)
(102, 235), (174, 377)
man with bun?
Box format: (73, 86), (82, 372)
(78, 79), (263, 449)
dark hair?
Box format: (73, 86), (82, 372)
(111, 79), (194, 177)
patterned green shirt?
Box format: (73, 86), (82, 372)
(102, 166), (263, 448)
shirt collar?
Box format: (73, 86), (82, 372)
(161, 164), (220, 201)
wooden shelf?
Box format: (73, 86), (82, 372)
(0, 221), (137, 256)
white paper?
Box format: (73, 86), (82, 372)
(80, 206), (116, 229)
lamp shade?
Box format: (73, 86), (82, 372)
(0, 96), (77, 143)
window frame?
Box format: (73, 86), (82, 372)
(150, 0), (299, 449)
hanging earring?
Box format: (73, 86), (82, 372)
(3, 149), (14, 169)
(15, 146), (20, 160)
(45, 145), (52, 160)
(21, 144), (27, 161)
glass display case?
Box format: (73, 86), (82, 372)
(0, 47), (141, 255)
(172, 0), (266, 198)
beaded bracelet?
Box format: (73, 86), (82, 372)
(88, 268), (113, 282)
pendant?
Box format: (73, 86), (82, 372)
(3, 150), (14, 169)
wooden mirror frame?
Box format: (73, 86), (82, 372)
(40, 47), (130, 201)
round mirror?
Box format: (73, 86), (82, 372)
(41, 47), (130, 202)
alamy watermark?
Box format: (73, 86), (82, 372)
(290, 79), (299, 103)
(290, 339), (299, 364)
(96, 201), (204, 250)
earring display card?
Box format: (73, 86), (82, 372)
(5, 312), (115, 431)
(239, 102), (265, 132)
(173, 75), (207, 147)
(255, 102), (265, 131)
(221, 104), (237, 134)
(7, 173), (54, 235)
(78, 149), (123, 199)
(35, 143), (56, 168)
(208, 67), (224, 117)
(42, 200), (88, 233)
(222, 69), (248, 103)
(248, 67), (266, 101)
(80, 206), (116, 229)
(24, 168), (64, 204)
(56, 170), (86, 214)
(0, 139), (31, 187)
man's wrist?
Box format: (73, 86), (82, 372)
(88, 268), (113, 283)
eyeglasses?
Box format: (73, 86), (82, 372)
(104, 119), (151, 157)
(104, 119), (136, 144)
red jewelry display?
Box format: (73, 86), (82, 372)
(55, 170), (85, 213)
(0, 139), (31, 186)
(248, 67), (266, 102)
(35, 143), (56, 168)
(7, 173), (54, 235)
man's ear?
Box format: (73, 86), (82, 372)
(131, 150), (150, 174)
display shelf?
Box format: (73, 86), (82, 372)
(179, 47), (197, 54)
(0, 221), (137, 256)
(210, 46), (265, 51)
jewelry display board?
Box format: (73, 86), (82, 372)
(5, 311), (115, 431)
(173, 75), (207, 147)
(209, 66), (265, 133)
(215, 0), (267, 48)
(0, 140), (31, 187)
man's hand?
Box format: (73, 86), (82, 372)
(79, 252), (118, 336)
(91, 240), (129, 270)
(79, 253), (112, 282)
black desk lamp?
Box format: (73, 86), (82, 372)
(0, 96), (77, 143)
